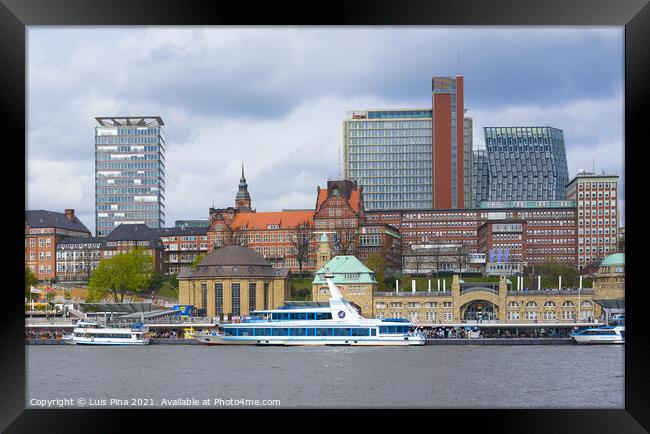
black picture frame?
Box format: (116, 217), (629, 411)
(2, 0), (648, 432)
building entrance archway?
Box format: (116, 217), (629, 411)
(462, 300), (498, 321)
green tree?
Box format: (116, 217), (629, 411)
(364, 253), (386, 290)
(25, 267), (38, 299)
(89, 247), (154, 302)
(191, 254), (206, 269)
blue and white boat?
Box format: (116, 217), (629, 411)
(196, 275), (425, 346)
(570, 325), (625, 344)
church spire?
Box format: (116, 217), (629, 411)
(236, 161), (252, 212)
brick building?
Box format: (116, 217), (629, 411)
(55, 236), (103, 282)
(101, 223), (165, 274)
(153, 226), (209, 274)
(25, 209), (91, 281)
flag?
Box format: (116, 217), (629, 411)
(30, 286), (41, 294)
(46, 286), (54, 293)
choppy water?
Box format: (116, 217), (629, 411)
(26, 345), (624, 409)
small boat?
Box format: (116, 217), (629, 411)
(570, 325), (625, 344)
(195, 275), (425, 346)
(71, 319), (150, 346)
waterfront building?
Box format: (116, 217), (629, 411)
(100, 223), (165, 274)
(177, 245), (291, 318)
(402, 242), (481, 275)
(343, 75), (468, 211)
(477, 219), (526, 276)
(484, 126), (569, 202)
(25, 209), (91, 281)
(565, 171), (619, 271)
(55, 236), (103, 282)
(95, 116), (166, 236)
(357, 223), (402, 276)
(153, 226), (209, 275)
(312, 255), (378, 317)
(592, 253), (625, 321)
(312, 241), (605, 323)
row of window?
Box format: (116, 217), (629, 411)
(224, 327), (382, 337)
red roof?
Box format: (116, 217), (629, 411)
(232, 210), (314, 230)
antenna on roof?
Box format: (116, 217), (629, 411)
(457, 52), (460, 75)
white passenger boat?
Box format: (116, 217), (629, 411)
(570, 326), (625, 344)
(71, 319), (150, 346)
(195, 275), (425, 346)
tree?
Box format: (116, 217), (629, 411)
(291, 221), (314, 274)
(333, 224), (357, 256)
(88, 247), (154, 303)
(25, 267), (38, 300)
(215, 225), (248, 248)
(453, 243), (471, 279)
(364, 253), (386, 289)
(191, 254), (206, 269)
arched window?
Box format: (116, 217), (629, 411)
(525, 301), (538, 308)
(562, 300), (575, 308)
(543, 310), (557, 320)
(580, 301), (593, 308)
(507, 301), (519, 308)
(544, 301), (556, 308)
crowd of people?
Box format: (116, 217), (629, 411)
(413, 326), (575, 339)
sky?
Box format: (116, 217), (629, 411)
(26, 27), (625, 235)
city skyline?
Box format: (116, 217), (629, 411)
(27, 27), (624, 234)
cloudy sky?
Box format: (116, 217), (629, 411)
(27, 27), (624, 234)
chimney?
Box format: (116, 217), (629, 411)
(64, 209), (75, 222)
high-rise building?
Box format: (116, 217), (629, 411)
(463, 117), (474, 208)
(565, 171), (619, 270)
(95, 116), (166, 236)
(432, 76), (465, 209)
(343, 75), (468, 211)
(483, 126), (569, 202)
(472, 149), (490, 207)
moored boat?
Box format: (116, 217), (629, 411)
(570, 325), (624, 344)
(71, 319), (150, 346)
(195, 275), (425, 346)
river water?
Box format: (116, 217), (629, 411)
(26, 345), (624, 409)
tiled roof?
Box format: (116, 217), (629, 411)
(106, 223), (161, 242)
(25, 210), (91, 234)
(232, 210), (314, 230)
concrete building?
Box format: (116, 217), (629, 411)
(565, 171), (620, 271)
(177, 245), (291, 318)
(343, 75), (470, 211)
(483, 126), (569, 202)
(95, 116), (166, 236)
(25, 209), (91, 281)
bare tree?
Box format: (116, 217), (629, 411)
(291, 221), (315, 274)
(214, 225), (248, 248)
(453, 242), (471, 279)
(334, 223), (357, 256)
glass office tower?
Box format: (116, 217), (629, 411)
(343, 109), (433, 210)
(484, 126), (569, 202)
(472, 148), (490, 207)
(95, 116), (165, 236)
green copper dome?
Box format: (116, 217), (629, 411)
(600, 253), (624, 267)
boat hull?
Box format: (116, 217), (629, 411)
(195, 335), (425, 346)
(73, 337), (150, 346)
(571, 336), (624, 344)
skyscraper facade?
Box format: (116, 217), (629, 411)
(95, 116), (166, 236)
(343, 109), (433, 210)
(343, 75), (469, 211)
(463, 117), (474, 208)
(432, 76), (465, 209)
(472, 149), (490, 207)
(484, 126), (569, 202)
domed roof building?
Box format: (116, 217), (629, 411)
(177, 245), (291, 318)
(593, 253), (625, 316)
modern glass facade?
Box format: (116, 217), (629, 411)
(463, 117), (473, 208)
(344, 109), (433, 210)
(95, 117), (165, 236)
(472, 149), (490, 207)
(484, 127), (569, 202)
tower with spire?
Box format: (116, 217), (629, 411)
(235, 162), (252, 212)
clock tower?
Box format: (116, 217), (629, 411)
(235, 163), (252, 212)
